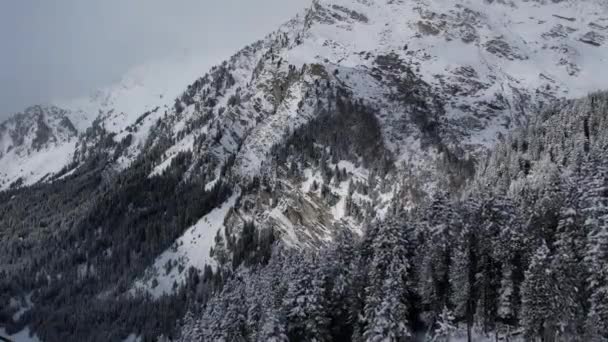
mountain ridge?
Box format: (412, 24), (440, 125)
(2, 0), (608, 191)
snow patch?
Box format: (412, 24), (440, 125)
(132, 193), (239, 299)
(0, 328), (42, 342)
(0, 141), (76, 191)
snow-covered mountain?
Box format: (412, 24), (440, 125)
(2, 0), (607, 191)
(0, 54), (221, 189)
(2, 0), (608, 340)
(120, 0), (608, 192)
(2, 0), (608, 292)
(131, 0), (608, 294)
(159, 0), (608, 209)
(0, 105), (78, 189)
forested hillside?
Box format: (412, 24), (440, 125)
(0, 152), (233, 341)
(1, 0), (608, 341)
(177, 91), (608, 341)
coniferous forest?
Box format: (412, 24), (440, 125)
(177, 92), (608, 342)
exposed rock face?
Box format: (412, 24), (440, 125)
(580, 30), (605, 46)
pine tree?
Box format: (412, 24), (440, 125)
(449, 220), (477, 342)
(521, 242), (557, 341)
(177, 311), (202, 342)
(550, 193), (588, 340)
(497, 264), (515, 324)
(585, 226), (608, 341)
(209, 279), (249, 341)
(363, 270), (411, 342)
(244, 272), (264, 341)
(581, 162), (608, 340)
(362, 220), (412, 342)
(321, 229), (357, 340)
(258, 308), (289, 342)
(477, 197), (514, 333)
(283, 255), (330, 342)
(418, 192), (456, 327)
(431, 306), (456, 342)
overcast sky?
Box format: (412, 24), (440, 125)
(0, 0), (310, 121)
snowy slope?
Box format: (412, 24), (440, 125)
(0, 106), (78, 189)
(132, 193), (239, 298)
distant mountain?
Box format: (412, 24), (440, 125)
(0, 55), (218, 189)
(0, 105), (78, 189)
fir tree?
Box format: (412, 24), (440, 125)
(283, 256), (330, 342)
(362, 221), (412, 342)
(449, 220), (477, 342)
(258, 308), (289, 342)
(431, 306), (456, 342)
(521, 242), (557, 341)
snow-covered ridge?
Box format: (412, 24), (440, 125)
(0, 54), (223, 190)
(57, 54), (219, 135)
(0, 105), (78, 189)
(172, 0), (608, 169)
(3, 0), (608, 192)
(143, 0), (608, 199)
(303, 0), (608, 143)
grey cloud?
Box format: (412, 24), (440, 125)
(0, 0), (310, 121)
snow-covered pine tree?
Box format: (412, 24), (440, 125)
(208, 279), (249, 341)
(431, 306), (456, 342)
(244, 271), (264, 341)
(585, 225), (608, 341)
(550, 185), (588, 340)
(580, 162), (608, 340)
(497, 264), (515, 326)
(418, 192), (456, 327)
(196, 293), (225, 340)
(362, 220), (412, 342)
(449, 203), (478, 342)
(258, 307), (289, 342)
(475, 196), (521, 334)
(176, 311), (202, 342)
(282, 255), (330, 342)
(521, 242), (557, 341)
(363, 268), (411, 342)
(320, 229), (358, 340)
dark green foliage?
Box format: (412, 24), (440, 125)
(231, 221), (276, 269)
(32, 112), (53, 151)
(272, 88), (391, 175)
(0, 147), (232, 341)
